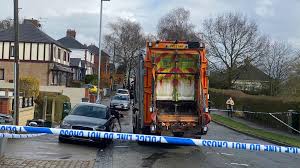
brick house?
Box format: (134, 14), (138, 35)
(0, 19), (73, 86)
(87, 45), (111, 87)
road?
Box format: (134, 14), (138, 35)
(2, 98), (300, 168)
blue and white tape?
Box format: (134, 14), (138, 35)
(0, 133), (46, 139)
(0, 125), (299, 155)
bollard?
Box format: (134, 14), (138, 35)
(0, 137), (7, 157)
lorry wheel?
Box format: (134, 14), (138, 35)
(132, 126), (136, 134)
(137, 126), (151, 145)
(194, 134), (202, 139)
(172, 132), (184, 137)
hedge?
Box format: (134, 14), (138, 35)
(209, 88), (300, 132)
(209, 88), (300, 112)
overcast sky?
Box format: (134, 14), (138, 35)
(1, 0), (300, 47)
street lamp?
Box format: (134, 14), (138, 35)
(13, 0), (20, 125)
(97, 0), (110, 103)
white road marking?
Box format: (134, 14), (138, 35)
(207, 152), (234, 156)
(225, 163), (249, 167)
(114, 146), (129, 148)
(220, 152), (234, 156)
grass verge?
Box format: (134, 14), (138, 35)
(212, 114), (300, 147)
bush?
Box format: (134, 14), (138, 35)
(34, 92), (70, 123)
(70, 81), (83, 88)
(85, 74), (98, 85)
(20, 76), (40, 98)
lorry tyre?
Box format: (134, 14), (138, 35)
(172, 132), (184, 137)
(133, 126), (136, 134)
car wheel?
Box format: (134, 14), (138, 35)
(96, 141), (108, 148)
(58, 136), (68, 143)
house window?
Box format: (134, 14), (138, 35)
(58, 48), (61, 59)
(10, 46), (14, 57)
(53, 47), (56, 59)
(0, 69), (4, 80)
(67, 53), (70, 62)
(63, 51), (66, 61)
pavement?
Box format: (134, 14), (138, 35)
(1, 98), (300, 168)
(211, 110), (300, 141)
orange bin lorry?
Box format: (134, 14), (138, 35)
(133, 41), (211, 138)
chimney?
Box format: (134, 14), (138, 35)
(66, 29), (76, 38)
(24, 18), (41, 28)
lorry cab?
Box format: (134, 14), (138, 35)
(133, 41), (211, 138)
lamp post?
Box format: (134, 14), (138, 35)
(97, 0), (110, 103)
(13, 0), (20, 125)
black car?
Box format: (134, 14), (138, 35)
(59, 102), (118, 145)
(0, 114), (13, 124)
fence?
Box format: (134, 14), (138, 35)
(210, 109), (300, 134)
(11, 97), (34, 109)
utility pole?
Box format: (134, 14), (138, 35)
(13, 0), (20, 125)
(97, 0), (110, 103)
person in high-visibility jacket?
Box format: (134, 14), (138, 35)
(226, 97), (235, 117)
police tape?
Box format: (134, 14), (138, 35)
(209, 108), (299, 115)
(0, 125), (299, 155)
(0, 132), (46, 139)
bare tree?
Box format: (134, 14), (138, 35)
(262, 41), (295, 95)
(104, 18), (145, 87)
(283, 53), (300, 96)
(157, 8), (199, 41)
(203, 13), (269, 88)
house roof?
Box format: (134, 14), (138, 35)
(70, 58), (81, 67)
(0, 22), (69, 51)
(236, 63), (270, 81)
(52, 63), (73, 73)
(58, 36), (87, 49)
(87, 45), (110, 57)
(88, 45), (99, 55)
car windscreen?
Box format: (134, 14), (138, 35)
(117, 90), (128, 94)
(71, 105), (107, 119)
(112, 95), (129, 101)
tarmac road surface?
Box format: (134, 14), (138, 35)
(2, 98), (300, 168)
